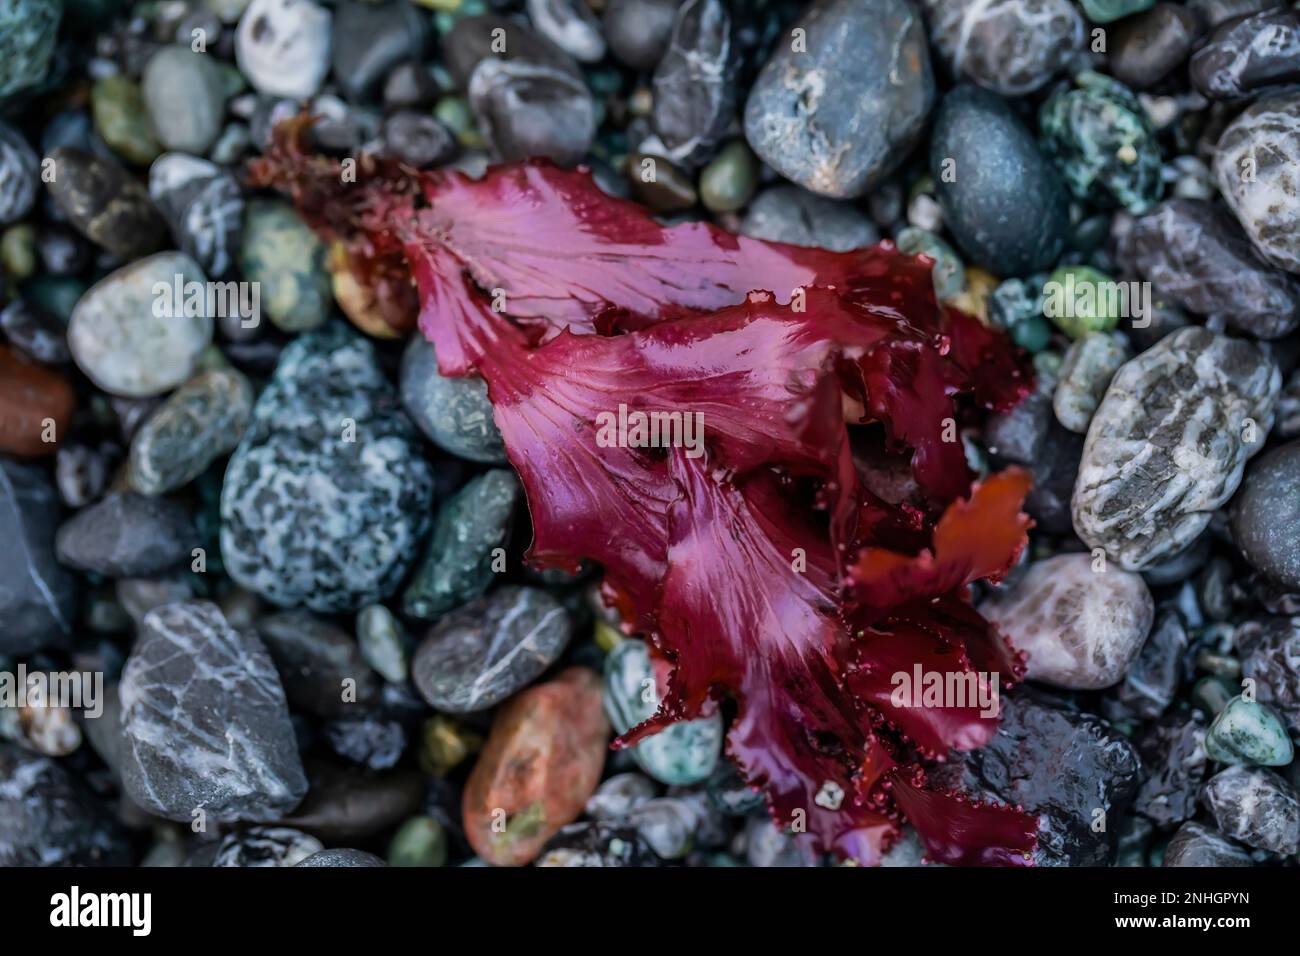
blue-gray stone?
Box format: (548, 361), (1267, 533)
(400, 335), (508, 464)
(743, 0), (934, 199)
(930, 85), (1068, 275)
(403, 469), (519, 620)
(0, 121), (39, 225)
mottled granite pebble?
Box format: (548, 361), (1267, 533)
(119, 601), (308, 822)
(220, 323), (434, 612)
(211, 826), (322, 867)
(1072, 327), (1279, 569)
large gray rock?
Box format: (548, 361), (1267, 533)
(1163, 821), (1252, 866)
(118, 601), (308, 822)
(0, 459), (76, 655)
(980, 553), (1153, 689)
(220, 323), (434, 612)
(743, 0), (933, 198)
(1072, 327), (1279, 570)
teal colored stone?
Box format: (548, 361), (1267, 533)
(1011, 314), (1052, 352)
(402, 469), (519, 620)
(603, 638), (722, 786)
(238, 200), (331, 333)
(22, 274), (85, 323)
(1042, 265), (1122, 339)
(699, 140), (759, 214)
(0, 0), (62, 101)
(896, 226), (964, 302)
(1039, 71), (1163, 214)
(1205, 696), (1294, 767)
(1079, 0), (1154, 24)
(989, 276), (1045, 330)
(1192, 675), (1236, 718)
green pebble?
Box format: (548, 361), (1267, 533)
(387, 816), (448, 867)
(91, 74), (162, 165)
(238, 200), (331, 333)
(1, 224), (37, 281)
(895, 226), (965, 302)
(1011, 314), (1052, 352)
(1042, 265), (1122, 339)
(1205, 695), (1294, 767)
(1079, 0), (1154, 24)
(699, 140), (759, 213)
(1039, 71), (1163, 214)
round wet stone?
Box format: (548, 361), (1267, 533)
(1205, 696), (1294, 767)
(744, 0), (933, 198)
(895, 227), (964, 302)
(468, 58), (596, 167)
(1110, 3), (1203, 90)
(412, 585), (572, 714)
(931, 85), (1069, 275)
(698, 140), (758, 213)
(68, 252), (214, 397)
(650, 0), (736, 168)
(356, 603), (410, 683)
(400, 336), (508, 463)
(128, 368), (254, 495)
(212, 827), (323, 866)
(331, 0), (429, 104)
(603, 0), (678, 71)
(1213, 94), (1300, 277)
(603, 637), (723, 785)
(403, 468), (520, 620)
(239, 200), (331, 333)
(1053, 332), (1130, 433)
(257, 609), (380, 717)
(0, 344), (74, 457)
(1231, 441), (1300, 590)
(1191, 7), (1300, 99)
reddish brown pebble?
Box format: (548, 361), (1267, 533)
(0, 345), (75, 457)
(462, 667), (610, 866)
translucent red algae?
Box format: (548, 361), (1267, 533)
(251, 117), (1040, 866)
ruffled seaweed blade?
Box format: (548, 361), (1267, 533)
(251, 117), (1039, 866)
